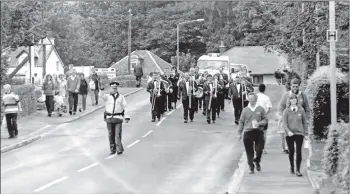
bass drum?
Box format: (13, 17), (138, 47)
(195, 87), (204, 98)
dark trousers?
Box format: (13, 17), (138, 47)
(182, 96), (196, 121)
(45, 95), (54, 114)
(205, 98), (218, 121)
(167, 94), (173, 110)
(232, 98), (243, 122)
(68, 92), (79, 112)
(243, 130), (265, 170)
(286, 135), (304, 171)
(107, 122), (124, 153)
(202, 96), (206, 114)
(94, 90), (99, 104)
(218, 93), (225, 111)
(224, 88), (229, 99)
(136, 76), (142, 87)
(5, 113), (18, 137)
(198, 97), (203, 109)
(150, 96), (163, 119)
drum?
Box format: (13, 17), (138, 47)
(195, 87), (204, 98)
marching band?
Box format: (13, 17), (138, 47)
(146, 67), (254, 125)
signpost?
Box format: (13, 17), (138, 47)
(95, 68), (116, 79)
(328, 1), (337, 125)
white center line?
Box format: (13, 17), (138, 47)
(166, 110), (175, 116)
(34, 176), (69, 192)
(156, 117), (166, 126)
(77, 162), (99, 172)
(142, 130), (153, 138)
(105, 154), (116, 160)
(127, 140), (140, 148)
(177, 104), (183, 109)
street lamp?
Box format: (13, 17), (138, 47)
(176, 19), (204, 71)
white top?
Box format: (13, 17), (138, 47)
(103, 93), (129, 120)
(147, 76), (153, 83)
(257, 93), (272, 113)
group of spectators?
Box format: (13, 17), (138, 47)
(41, 66), (103, 117)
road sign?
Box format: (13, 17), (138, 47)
(95, 68), (116, 79)
(327, 30), (338, 42)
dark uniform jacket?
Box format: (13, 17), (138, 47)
(178, 80), (198, 101)
(146, 80), (165, 98)
(228, 82), (254, 100)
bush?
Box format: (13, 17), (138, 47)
(7, 78), (26, 85)
(305, 66), (349, 140)
(97, 72), (110, 88)
(322, 121), (349, 192)
(0, 84), (37, 123)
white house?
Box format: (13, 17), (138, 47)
(3, 37), (65, 85)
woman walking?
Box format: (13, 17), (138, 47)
(42, 74), (55, 117)
(282, 94), (308, 176)
(78, 73), (88, 112)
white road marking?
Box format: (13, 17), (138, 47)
(156, 117), (166, 126)
(1, 163), (24, 174)
(39, 123), (69, 137)
(33, 176), (69, 192)
(176, 104), (183, 109)
(142, 130), (153, 138)
(105, 154), (116, 160)
(28, 125), (52, 136)
(166, 110), (175, 116)
(226, 153), (247, 193)
(126, 140), (140, 148)
(77, 162), (99, 172)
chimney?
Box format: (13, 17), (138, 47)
(219, 41), (226, 55)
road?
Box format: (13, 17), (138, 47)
(1, 90), (244, 193)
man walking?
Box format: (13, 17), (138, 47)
(134, 63), (143, 88)
(89, 67), (104, 106)
(103, 78), (130, 155)
(282, 65), (301, 91)
(256, 84), (272, 154)
(238, 92), (268, 174)
(67, 69), (80, 115)
(178, 73), (198, 123)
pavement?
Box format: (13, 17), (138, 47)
(0, 85), (317, 193)
(1, 87), (143, 153)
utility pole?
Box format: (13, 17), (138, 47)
(316, 3), (320, 69)
(29, 46), (32, 83)
(328, 1), (337, 125)
(127, 9), (132, 75)
(176, 24), (180, 71)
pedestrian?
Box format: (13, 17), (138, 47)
(89, 67), (103, 106)
(42, 74), (55, 117)
(228, 78), (243, 125)
(57, 74), (68, 106)
(78, 73), (88, 112)
(66, 68), (80, 115)
(256, 84), (272, 154)
(282, 93), (309, 176)
(133, 62), (143, 87)
(147, 72), (165, 122)
(218, 67), (229, 101)
(2, 84), (22, 138)
(203, 74), (220, 124)
(238, 92), (268, 174)
(167, 67), (180, 110)
(282, 65), (301, 91)
(103, 78), (130, 155)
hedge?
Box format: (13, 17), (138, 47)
(7, 78), (26, 85)
(305, 66), (349, 140)
(1, 84), (37, 123)
(96, 72), (110, 89)
(322, 121), (349, 192)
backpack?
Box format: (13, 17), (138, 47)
(89, 79), (96, 89)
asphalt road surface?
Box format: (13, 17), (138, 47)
(1, 90), (244, 193)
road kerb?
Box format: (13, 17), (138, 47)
(64, 88), (144, 123)
(306, 141), (321, 194)
(0, 88), (143, 154)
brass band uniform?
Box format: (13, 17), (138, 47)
(203, 75), (219, 124)
(215, 74), (226, 117)
(103, 79), (130, 155)
(147, 73), (165, 122)
(167, 67), (180, 110)
(178, 74), (198, 123)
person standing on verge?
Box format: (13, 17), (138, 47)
(238, 92), (268, 174)
(78, 73), (88, 112)
(103, 79), (130, 155)
(256, 84), (272, 154)
(42, 74), (55, 117)
(66, 69), (80, 115)
(90, 68), (104, 106)
(282, 93), (308, 176)
(2, 84), (22, 138)
(134, 62), (143, 88)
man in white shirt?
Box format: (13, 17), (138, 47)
(103, 79), (130, 155)
(256, 84), (272, 154)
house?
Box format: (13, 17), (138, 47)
(110, 50), (174, 77)
(2, 37), (65, 85)
(221, 46), (288, 85)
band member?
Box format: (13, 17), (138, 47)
(201, 71), (209, 115)
(203, 75), (218, 124)
(213, 74), (224, 118)
(218, 67), (229, 100)
(196, 74), (205, 110)
(240, 77), (254, 107)
(217, 74), (227, 114)
(178, 73), (198, 123)
(168, 67), (180, 110)
(103, 79), (130, 155)
(147, 72), (165, 122)
(160, 71), (171, 113)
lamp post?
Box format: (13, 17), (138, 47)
(328, 1), (337, 125)
(176, 19), (204, 71)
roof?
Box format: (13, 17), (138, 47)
(221, 46), (288, 75)
(110, 50), (173, 74)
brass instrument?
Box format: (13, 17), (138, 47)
(213, 79), (218, 98)
(152, 80), (161, 110)
(188, 77), (194, 109)
(208, 83), (213, 110)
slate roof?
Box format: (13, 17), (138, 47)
(110, 50), (174, 73)
(221, 46), (288, 75)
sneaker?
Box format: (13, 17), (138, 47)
(184, 120), (188, 123)
(73, 112), (76, 115)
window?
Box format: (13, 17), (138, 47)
(131, 62), (137, 70)
(197, 60), (229, 70)
(253, 75), (264, 84)
(56, 61), (59, 71)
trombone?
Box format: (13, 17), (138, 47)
(152, 80), (161, 110)
(188, 76), (195, 109)
(208, 80), (217, 110)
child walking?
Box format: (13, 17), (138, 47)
(2, 84), (22, 138)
